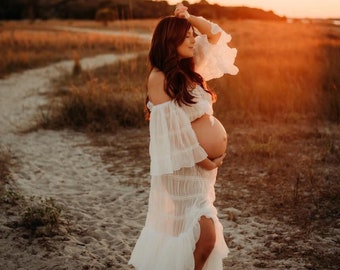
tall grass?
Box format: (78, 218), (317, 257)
(38, 55), (148, 132)
(320, 39), (340, 122)
(0, 22), (149, 77)
(44, 19), (158, 32)
(212, 20), (340, 122)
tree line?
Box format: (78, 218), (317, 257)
(0, 0), (285, 21)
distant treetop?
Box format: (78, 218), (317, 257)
(0, 0), (285, 21)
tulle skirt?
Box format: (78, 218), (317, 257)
(129, 166), (228, 270)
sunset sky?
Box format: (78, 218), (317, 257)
(167, 0), (340, 19)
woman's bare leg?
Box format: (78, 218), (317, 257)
(194, 216), (216, 270)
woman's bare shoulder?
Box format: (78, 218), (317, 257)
(147, 68), (171, 105)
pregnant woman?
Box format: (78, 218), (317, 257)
(129, 3), (238, 270)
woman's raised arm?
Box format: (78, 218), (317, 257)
(174, 3), (221, 44)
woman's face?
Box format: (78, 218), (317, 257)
(177, 27), (195, 59)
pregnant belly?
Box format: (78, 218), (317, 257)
(191, 114), (227, 159)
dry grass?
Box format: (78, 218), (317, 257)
(212, 20), (340, 123)
(0, 145), (66, 237)
(41, 19), (158, 32)
(20, 196), (64, 236)
(0, 20), (149, 77)
(0, 146), (12, 182)
(36, 55), (148, 132)
(0, 145), (19, 208)
(0, 145), (16, 200)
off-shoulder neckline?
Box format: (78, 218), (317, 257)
(147, 99), (171, 109)
(147, 85), (209, 110)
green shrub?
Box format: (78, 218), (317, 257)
(21, 197), (62, 235)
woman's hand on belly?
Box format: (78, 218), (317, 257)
(197, 153), (226, 170)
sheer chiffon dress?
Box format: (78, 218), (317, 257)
(129, 18), (238, 270)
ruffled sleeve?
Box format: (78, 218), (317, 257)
(149, 101), (208, 176)
(194, 18), (239, 81)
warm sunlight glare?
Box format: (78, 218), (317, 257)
(168, 0), (340, 18)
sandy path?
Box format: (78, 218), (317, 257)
(0, 51), (149, 269)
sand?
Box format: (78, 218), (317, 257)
(0, 51), (149, 269)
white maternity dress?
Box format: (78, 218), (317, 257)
(129, 18), (238, 270)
